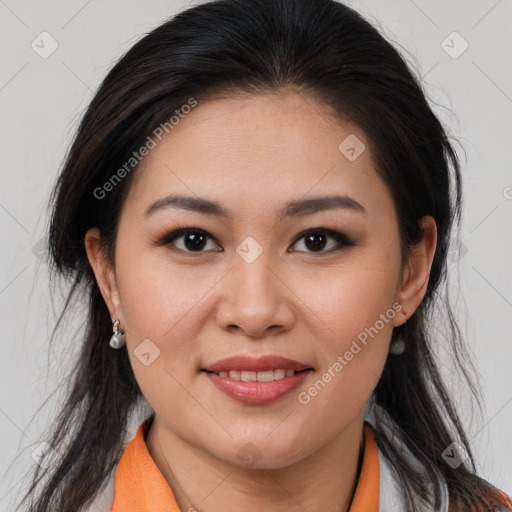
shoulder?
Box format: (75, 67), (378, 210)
(366, 405), (512, 512)
(373, 427), (450, 512)
(83, 414), (151, 511)
(365, 406), (449, 512)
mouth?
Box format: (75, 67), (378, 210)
(201, 355), (313, 405)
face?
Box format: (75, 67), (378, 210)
(86, 92), (433, 469)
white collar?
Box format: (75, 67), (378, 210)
(365, 402), (450, 512)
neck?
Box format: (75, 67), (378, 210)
(145, 412), (366, 512)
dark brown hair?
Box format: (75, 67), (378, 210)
(16, 0), (511, 510)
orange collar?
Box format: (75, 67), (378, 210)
(111, 419), (379, 512)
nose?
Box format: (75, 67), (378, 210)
(215, 251), (295, 339)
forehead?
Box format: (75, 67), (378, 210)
(123, 92), (394, 221)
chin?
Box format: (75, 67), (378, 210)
(208, 434), (310, 470)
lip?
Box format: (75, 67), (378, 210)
(204, 369), (312, 405)
(202, 355), (313, 373)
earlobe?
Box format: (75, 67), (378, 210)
(394, 216), (437, 326)
(84, 227), (121, 321)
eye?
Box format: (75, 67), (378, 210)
(290, 228), (354, 254)
(156, 224), (221, 254)
(155, 225), (354, 255)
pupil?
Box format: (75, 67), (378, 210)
(185, 232), (207, 251)
(305, 232), (326, 251)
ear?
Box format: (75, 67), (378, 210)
(84, 227), (123, 324)
(393, 215), (437, 327)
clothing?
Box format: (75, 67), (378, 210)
(86, 410), (511, 512)
(96, 418), (380, 512)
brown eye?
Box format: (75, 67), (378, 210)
(290, 229), (354, 254)
(175, 231), (209, 251)
(157, 226), (221, 254)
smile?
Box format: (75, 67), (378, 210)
(202, 368), (312, 405)
(211, 369), (299, 381)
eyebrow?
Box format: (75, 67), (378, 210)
(143, 193), (367, 220)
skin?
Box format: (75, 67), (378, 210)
(85, 91), (437, 512)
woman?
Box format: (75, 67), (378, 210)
(17, 0), (511, 511)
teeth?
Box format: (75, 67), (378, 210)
(241, 371), (257, 381)
(274, 369), (285, 379)
(217, 369), (298, 381)
(256, 370), (274, 382)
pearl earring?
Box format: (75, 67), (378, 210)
(389, 309), (407, 355)
(109, 319), (126, 349)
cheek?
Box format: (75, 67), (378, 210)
(298, 249), (400, 405)
(115, 248), (208, 415)
(306, 255), (400, 343)
(294, 269), (398, 437)
(112, 238), (204, 383)
(115, 233), (201, 334)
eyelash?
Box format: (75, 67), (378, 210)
(155, 224), (355, 256)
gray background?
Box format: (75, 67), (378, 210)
(1, 0), (511, 509)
